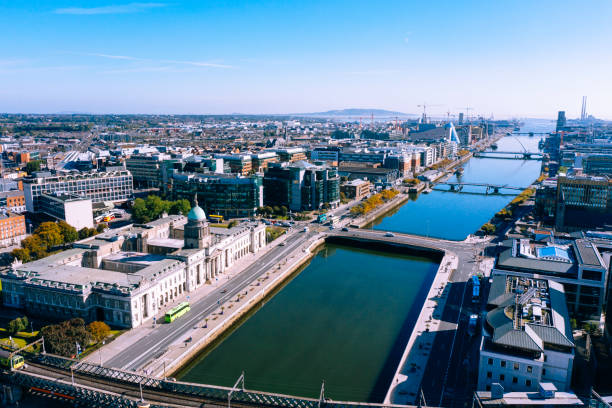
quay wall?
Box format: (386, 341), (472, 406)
(162, 236), (327, 378)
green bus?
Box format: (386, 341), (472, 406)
(0, 349), (24, 370)
(164, 302), (191, 323)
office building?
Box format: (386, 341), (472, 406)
(23, 169), (133, 213)
(478, 275), (574, 393)
(0, 211), (26, 247)
(555, 175), (612, 230)
(38, 192), (94, 230)
(556, 111), (567, 132)
(493, 238), (610, 320)
(1, 208), (266, 328)
(339, 166), (400, 187)
(125, 153), (171, 189)
(215, 154), (252, 175)
(311, 146), (341, 163)
(0, 190), (26, 213)
(263, 161), (340, 212)
(340, 179), (372, 200)
(251, 152), (278, 172)
(172, 173), (263, 218)
(274, 148), (307, 163)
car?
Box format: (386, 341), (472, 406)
(303, 227), (309, 232)
(329, 226), (334, 230)
(341, 227), (349, 231)
(384, 232), (395, 237)
(279, 242), (286, 246)
(220, 289), (227, 294)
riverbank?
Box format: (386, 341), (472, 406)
(152, 235), (327, 379)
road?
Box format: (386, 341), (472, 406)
(106, 229), (317, 371)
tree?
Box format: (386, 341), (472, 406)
(21, 234), (47, 260)
(87, 321), (110, 343)
(145, 195), (170, 220)
(25, 160), (42, 174)
(279, 206), (288, 217)
(7, 316), (28, 335)
(228, 220), (238, 228)
(481, 223), (496, 234)
(131, 198), (150, 223)
(169, 199), (191, 216)
(96, 223), (108, 233)
(11, 248), (31, 263)
(35, 222), (63, 249)
(58, 220), (78, 243)
(40, 318), (92, 357)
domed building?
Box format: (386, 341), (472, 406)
(184, 197), (211, 249)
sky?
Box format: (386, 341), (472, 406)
(1, 1), (611, 118)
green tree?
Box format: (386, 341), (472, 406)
(58, 220), (78, 243)
(96, 223), (108, 233)
(7, 316), (28, 335)
(78, 227), (90, 240)
(35, 222), (63, 249)
(39, 318), (92, 357)
(169, 199), (191, 216)
(228, 220), (238, 228)
(131, 198), (150, 223)
(279, 206), (288, 217)
(25, 160), (42, 174)
(145, 195), (171, 220)
(481, 223), (496, 234)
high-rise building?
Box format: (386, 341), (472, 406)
(556, 111), (567, 131)
(125, 153), (171, 189)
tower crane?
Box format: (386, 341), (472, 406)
(417, 103), (442, 123)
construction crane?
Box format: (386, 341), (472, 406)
(417, 103), (442, 123)
(456, 106), (474, 123)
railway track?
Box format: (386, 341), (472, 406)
(22, 362), (257, 408)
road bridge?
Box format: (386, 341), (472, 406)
(473, 151), (543, 160)
(435, 182), (528, 194)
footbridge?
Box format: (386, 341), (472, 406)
(435, 182), (528, 194)
(2, 354), (422, 408)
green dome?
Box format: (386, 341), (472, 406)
(187, 205), (206, 221)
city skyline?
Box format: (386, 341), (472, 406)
(1, 1), (612, 119)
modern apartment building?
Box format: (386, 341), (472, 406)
(251, 152), (278, 172)
(263, 161), (340, 212)
(477, 275), (574, 393)
(171, 173), (263, 218)
(23, 169), (134, 213)
(215, 154), (252, 176)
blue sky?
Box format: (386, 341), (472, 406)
(1, 1), (611, 118)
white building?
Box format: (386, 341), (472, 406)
(38, 192), (94, 230)
(477, 275), (575, 393)
(0, 202), (266, 328)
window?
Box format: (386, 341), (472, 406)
(500, 374), (505, 381)
(513, 363), (519, 370)
(512, 377), (518, 384)
(542, 368), (546, 375)
(526, 380), (532, 387)
(543, 355), (547, 362)
(527, 365), (532, 373)
(487, 371), (492, 379)
(500, 360), (506, 368)
(488, 358), (493, 365)
(485, 385), (491, 391)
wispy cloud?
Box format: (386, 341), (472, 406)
(54, 2), (166, 15)
(345, 69), (400, 75)
(86, 52), (236, 70)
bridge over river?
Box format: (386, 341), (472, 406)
(473, 151), (544, 160)
(434, 182), (528, 195)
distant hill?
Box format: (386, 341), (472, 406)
(297, 108), (415, 118)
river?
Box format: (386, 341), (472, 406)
(370, 119), (554, 240)
(176, 243), (439, 402)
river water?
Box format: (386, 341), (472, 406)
(177, 244), (439, 402)
(370, 119), (553, 240)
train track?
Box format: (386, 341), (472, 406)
(22, 362), (256, 408)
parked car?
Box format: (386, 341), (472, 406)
(384, 232), (395, 237)
(342, 227), (349, 232)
